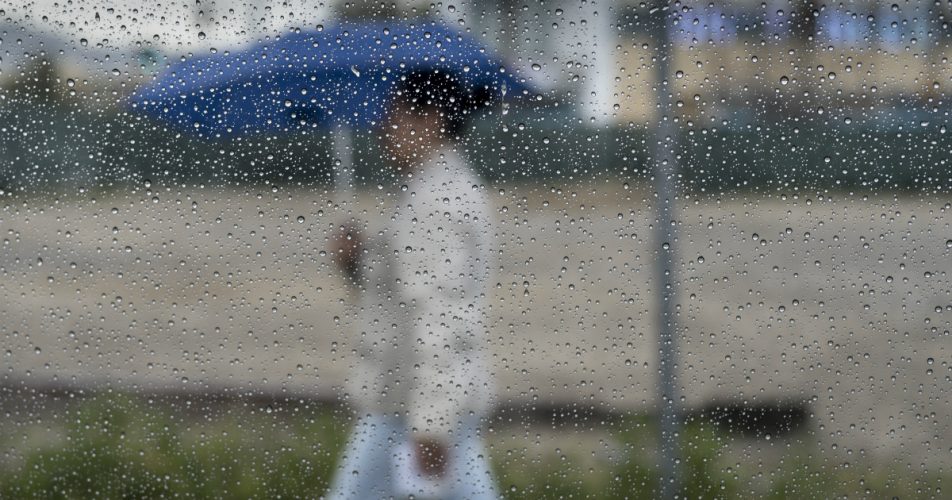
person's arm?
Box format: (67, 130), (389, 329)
(330, 222), (362, 281)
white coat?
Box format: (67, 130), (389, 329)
(346, 145), (494, 440)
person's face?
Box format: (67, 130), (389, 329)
(381, 98), (444, 170)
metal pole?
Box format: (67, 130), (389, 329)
(651, 6), (681, 499)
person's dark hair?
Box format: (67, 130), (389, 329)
(394, 70), (491, 138)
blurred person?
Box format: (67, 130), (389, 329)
(328, 70), (497, 499)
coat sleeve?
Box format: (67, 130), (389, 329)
(395, 195), (485, 440)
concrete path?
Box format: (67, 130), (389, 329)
(1, 185), (949, 466)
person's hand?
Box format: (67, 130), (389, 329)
(329, 223), (361, 280)
(413, 437), (449, 478)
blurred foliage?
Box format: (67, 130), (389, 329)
(0, 392), (944, 498)
(2, 91), (950, 196)
(491, 414), (945, 499)
(1, 58), (68, 103)
(0, 392), (348, 499)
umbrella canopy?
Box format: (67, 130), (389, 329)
(130, 20), (531, 136)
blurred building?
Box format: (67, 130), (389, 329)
(2, 1), (949, 122)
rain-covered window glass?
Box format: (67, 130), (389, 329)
(1, 1), (949, 498)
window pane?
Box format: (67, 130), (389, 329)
(0, 1), (948, 498)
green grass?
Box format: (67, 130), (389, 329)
(490, 416), (946, 499)
(0, 392), (349, 499)
(0, 392), (945, 498)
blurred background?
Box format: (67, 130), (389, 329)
(1, 0), (950, 497)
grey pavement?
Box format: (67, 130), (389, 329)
(1, 186), (949, 466)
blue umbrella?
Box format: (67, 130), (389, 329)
(130, 20), (531, 137)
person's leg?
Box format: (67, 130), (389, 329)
(325, 413), (400, 499)
(446, 417), (499, 500)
